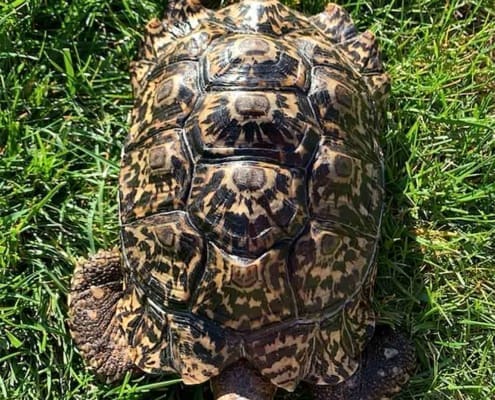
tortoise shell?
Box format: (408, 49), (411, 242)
(117, 0), (388, 390)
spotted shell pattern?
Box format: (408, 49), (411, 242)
(118, 0), (388, 390)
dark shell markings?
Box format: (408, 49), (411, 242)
(69, 0), (396, 393)
(120, 0), (387, 389)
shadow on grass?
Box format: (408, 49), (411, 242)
(377, 96), (430, 399)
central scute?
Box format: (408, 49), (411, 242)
(205, 33), (308, 89)
(187, 160), (307, 256)
(186, 90), (320, 167)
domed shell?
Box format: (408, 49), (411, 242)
(118, 0), (389, 390)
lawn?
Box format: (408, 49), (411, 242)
(0, 0), (494, 399)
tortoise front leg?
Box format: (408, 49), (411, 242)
(211, 359), (277, 400)
(68, 248), (136, 382)
(311, 326), (416, 400)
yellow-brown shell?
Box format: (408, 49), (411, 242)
(118, 0), (388, 391)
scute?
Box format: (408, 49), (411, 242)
(118, 0), (389, 391)
(119, 129), (191, 222)
(192, 242), (296, 330)
(309, 142), (383, 233)
(186, 91), (319, 166)
(168, 313), (240, 384)
(309, 66), (380, 160)
(121, 212), (204, 306)
(306, 276), (375, 385)
(158, 23), (226, 66)
(246, 322), (316, 390)
(128, 61), (200, 146)
(216, 0), (313, 35)
(205, 33), (308, 89)
(130, 292), (172, 374)
(187, 161), (307, 256)
(290, 221), (377, 315)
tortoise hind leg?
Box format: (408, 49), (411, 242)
(311, 326), (416, 400)
(211, 359), (277, 400)
(68, 248), (136, 382)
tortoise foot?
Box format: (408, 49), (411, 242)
(311, 326), (416, 400)
(68, 248), (136, 382)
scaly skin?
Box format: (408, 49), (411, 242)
(68, 249), (136, 382)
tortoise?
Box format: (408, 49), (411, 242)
(68, 0), (416, 399)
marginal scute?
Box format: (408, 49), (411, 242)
(307, 316), (360, 385)
(192, 242), (296, 330)
(169, 312), (241, 384)
(130, 60), (155, 98)
(164, 0), (213, 32)
(217, 0), (312, 35)
(246, 322), (317, 390)
(310, 3), (357, 43)
(307, 272), (376, 386)
(127, 290), (175, 374)
(139, 18), (173, 61)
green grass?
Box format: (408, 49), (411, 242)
(1, 0), (494, 399)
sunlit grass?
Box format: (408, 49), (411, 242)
(1, 0), (494, 399)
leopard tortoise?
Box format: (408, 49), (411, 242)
(68, 0), (416, 398)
